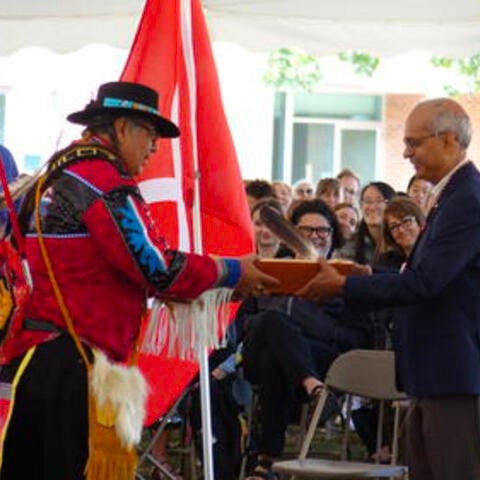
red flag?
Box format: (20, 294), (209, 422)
(121, 0), (254, 424)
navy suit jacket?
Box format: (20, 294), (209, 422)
(346, 162), (480, 397)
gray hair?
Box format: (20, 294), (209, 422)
(429, 110), (472, 149)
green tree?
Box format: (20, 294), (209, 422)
(263, 48), (322, 91)
(431, 55), (480, 95)
(338, 51), (380, 77)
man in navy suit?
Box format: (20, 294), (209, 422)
(295, 98), (480, 480)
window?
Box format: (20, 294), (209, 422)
(272, 92), (383, 185)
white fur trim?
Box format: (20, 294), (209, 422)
(90, 350), (148, 448)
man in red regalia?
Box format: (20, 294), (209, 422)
(0, 81), (275, 480)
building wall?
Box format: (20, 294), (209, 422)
(383, 94), (424, 191)
(457, 95), (480, 167)
(383, 93), (480, 191)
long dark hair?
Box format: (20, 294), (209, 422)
(354, 181), (396, 264)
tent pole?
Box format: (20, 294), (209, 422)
(181, 0), (215, 478)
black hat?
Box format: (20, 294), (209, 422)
(67, 81), (180, 138)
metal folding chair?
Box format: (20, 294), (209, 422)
(272, 349), (408, 479)
(136, 388), (194, 480)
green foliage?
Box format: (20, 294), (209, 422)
(338, 51), (380, 77)
(431, 57), (454, 69)
(431, 54), (480, 95)
(263, 48), (322, 91)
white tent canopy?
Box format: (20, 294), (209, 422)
(0, 0), (144, 54)
(0, 0), (479, 57)
(204, 0), (480, 57)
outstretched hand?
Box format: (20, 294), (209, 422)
(234, 254), (280, 298)
(295, 258), (347, 302)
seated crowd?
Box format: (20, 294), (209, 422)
(152, 168), (433, 480)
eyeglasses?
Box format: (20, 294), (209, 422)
(388, 215), (416, 234)
(403, 133), (439, 150)
(297, 225), (333, 237)
(131, 120), (157, 141)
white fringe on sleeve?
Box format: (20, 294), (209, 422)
(140, 287), (234, 360)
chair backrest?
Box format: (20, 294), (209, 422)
(325, 350), (407, 401)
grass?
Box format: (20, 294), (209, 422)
(137, 414), (370, 479)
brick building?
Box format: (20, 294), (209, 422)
(384, 94), (480, 190)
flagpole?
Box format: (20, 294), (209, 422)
(181, 0), (215, 479)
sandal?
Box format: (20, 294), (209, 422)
(308, 384), (324, 402)
(297, 380), (324, 403)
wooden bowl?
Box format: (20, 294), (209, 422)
(255, 258), (355, 295)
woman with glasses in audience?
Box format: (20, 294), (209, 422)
(372, 197), (426, 348)
(351, 197), (426, 463)
(378, 197), (426, 270)
(353, 181), (396, 266)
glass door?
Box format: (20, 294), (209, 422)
(292, 122), (334, 183)
(340, 128), (379, 185)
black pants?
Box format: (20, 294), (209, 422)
(0, 335), (89, 480)
(242, 310), (338, 457)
